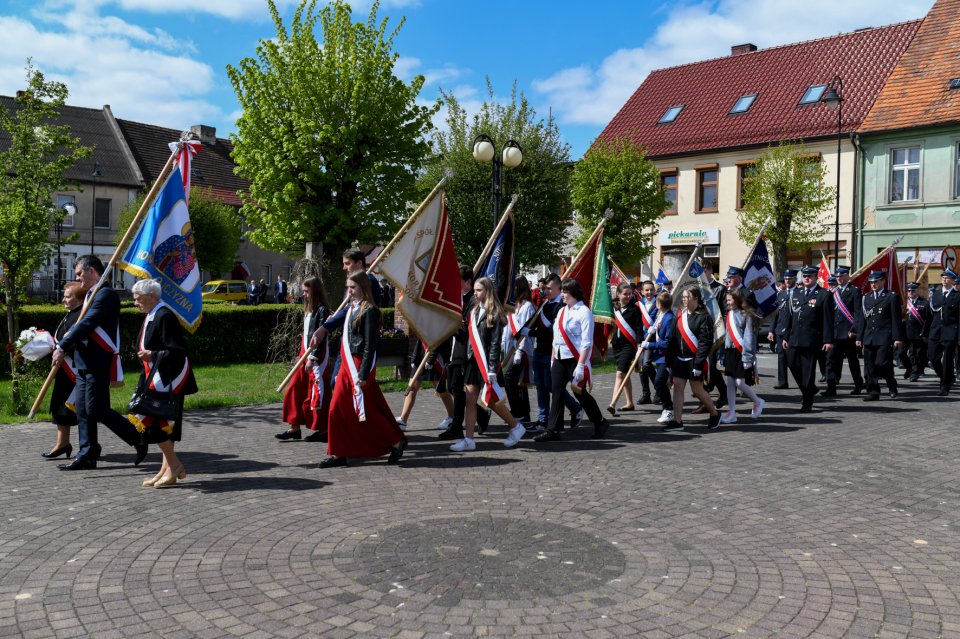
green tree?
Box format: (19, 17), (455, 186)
(226, 0), (437, 260)
(421, 80), (572, 268)
(739, 141), (836, 278)
(117, 187), (243, 277)
(0, 62), (90, 411)
(569, 136), (667, 265)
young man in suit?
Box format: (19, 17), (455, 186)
(823, 265), (864, 396)
(782, 265), (834, 412)
(901, 282), (931, 382)
(52, 255), (146, 470)
(855, 271), (905, 401)
(928, 269), (960, 396)
(768, 269), (797, 389)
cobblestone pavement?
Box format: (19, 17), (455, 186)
(4, 354), (960, 638)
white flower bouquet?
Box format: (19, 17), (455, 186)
(16, 327), (56, 361)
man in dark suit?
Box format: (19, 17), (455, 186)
(823, 265), (864, 396)
(782, 265), (834, 411)
(248, 279), (259, 305)
(52, 256), (146, 470)
(901, 282), (931, 382)
(274, 275), (288, 303)
(928, 269), (960, 396)
(855, 271), (905, 401)
(768, 269), (797, 389)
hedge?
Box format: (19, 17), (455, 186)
(2, 304), (404, 374)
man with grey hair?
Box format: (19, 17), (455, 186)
(53, 255), (147, 470)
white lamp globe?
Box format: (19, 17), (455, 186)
(502, 145), (523, 168)
(473, 139), (494, 163)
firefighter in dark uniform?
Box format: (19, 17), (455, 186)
(855, 271), (905, 401)
(823, 265), (864, 396)
(901, 281), (931, 382)
(782, 265), (834, 411)
(928, 269), (960, 396)
(768, 269), (797, 389)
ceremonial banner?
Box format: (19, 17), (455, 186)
(743, 238), (779, 318)
(564, 230), (614, 357)
(656, 268), (671, 288)
(474, 209), (517, 310)
(119, 165), (203, 332)
(377, 188), (462, 350)
(673, 244), (724, 347)
(609, 259), (630, 288)
(850, 245), (905, 300)
(817, 257), (831, 289)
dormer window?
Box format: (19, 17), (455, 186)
(729, 94), (757, 114)
(658, 105), (684, 124)
(950, 78), (960, 90)
(798, 84), (828, 105)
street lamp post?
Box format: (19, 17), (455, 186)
(821, 76), (843, 271)
(89, 162), (102, 254)
(472, 134), (523, 229)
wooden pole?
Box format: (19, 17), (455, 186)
(277, 174), (451, 393)
(28, 147), (182, 419)
(404, 355), (431, 396)
(607, 314), (664, 415)
(472, 194), (518, 274)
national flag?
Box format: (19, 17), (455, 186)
(168, 138), (202, 202)
(817, 257), (831, 289)
(655, 268), (670, 288)
(377, 187), (462, 350)
(474, 209), (517, 310)
(119, 165), (203, 332)
(609, 259), (630, 288)
(564, 229), (614, 358)
(743, 238), (779, 318)
(849, 246), (904, 300)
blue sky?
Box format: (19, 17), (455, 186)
(0, 0), (935, 158)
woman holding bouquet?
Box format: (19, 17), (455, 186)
(42, 283), (84, 459)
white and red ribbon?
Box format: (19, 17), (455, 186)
(907, 299), (924, 324)
(468, 307), (506, 407)
(678, 310), (699, 356)
(168, 138), (202, 202)
(637, 299), (654, 330)
(726, 311), (744, 353)
(557, 307), (592, 392)
(614, 309), (639, 348)
(833, 289), (855, 325)
(341, 303), (370, 422)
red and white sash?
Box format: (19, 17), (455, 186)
(138, 313), (191, 394)
(678, 310), (699, 356)
(833, 289), (855, 325)
(725, 311), (744, 353)
(907, 299), (924, 324)
(557, 307), (592, 392)
(53, 331), (78, 413)
(341, 303), (372, 422)
(637, 300), (654, 330)
(614, 309), (638, 348)
(91, 325), (124, 384)
(468, 307), (506, 407)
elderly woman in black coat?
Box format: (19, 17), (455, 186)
(129, 279), (198, 488)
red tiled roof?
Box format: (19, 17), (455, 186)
(597, 20), (921, 158)
(860, 0), (960, 133)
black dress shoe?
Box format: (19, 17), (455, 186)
(800, 404), (813, 413)
(707, 413), (721, 429)
(591, 419), (610, 439)
(888, 391), (898, 400)
(652, 395), (662, 404)
(863, 394), (880, 402)
(773, 384), (789, 390)
(59, 458), (97, 471)
(438, 428), (464, 441)
(533, 429), (561, 442)
(819, 375), (827, 383)
(661, 421), (684, 432)
(388, 438), (407, 464)
(820, 388), (837, 397)
(638, 395), (652, 405)
(318, 456), (347, 468)
(849, 386), (863, 396)
(938, 389), (949, 396)
(134, 443), (148, 466)
(303, 431), (327, 442)
(275, 429), (302, 441)
(42, 443), (72, 459)
(909, 375), (919, 382)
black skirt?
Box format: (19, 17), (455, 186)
(723, 348), (748, 379)
(614, 343), (637, 373)
(464, 357), (504, 387)
(49, 368), (78, 427)
(671, 358), (700, 380)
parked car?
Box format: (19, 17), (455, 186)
(201, 280), (250, 303)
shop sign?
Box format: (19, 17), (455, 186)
(659, 228), (720, 245)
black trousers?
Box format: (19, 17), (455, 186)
(787, 347), (820, 407)
(928, 340), (958, 392)
(503, 359), (531, 423)
(827, 339), (863, 390)
(706, 351), (727, 402)
(638, 358), (654, 398)
(75, 369), (140, 461)
(862, 344), (898, 396)
(774, 339), (790, 387)
(900, 338), (927, 378)
(548, 358), (603, 432)
(448, 363), (489, 432)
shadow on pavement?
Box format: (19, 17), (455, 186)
(183, 476), (329, 493)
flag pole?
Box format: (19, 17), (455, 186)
(849, 235), (905, 281)
(28, 142), (184, 419)
(607, 312), (665, 416)
(472, 194), (518, 274)
(739, 218), (770, 271)
(277, 173), (452, 393)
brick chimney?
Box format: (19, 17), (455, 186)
(190, 124), (217, 146)
(731, 43), (758, 56)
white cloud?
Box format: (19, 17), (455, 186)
(533, 0), (934, 126)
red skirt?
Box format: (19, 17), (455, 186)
(327, 356), (404, 458)
(281, 345), (331, 434)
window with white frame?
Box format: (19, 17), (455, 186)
(56, 194), (76, 227)
(890, 147), (920, 202)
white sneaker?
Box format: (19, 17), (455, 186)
(503, 424), (526, 448)
(751, 399), (766, 419)
(449, 437), (476, 452)
(719, 413), (738, 424)
(657, 410), (674, 424)
(395, 416), (407, 432)
(436, 416), (453, 430)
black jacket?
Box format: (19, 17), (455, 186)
(138, 305), (199, 395)
(612, 304), (642, 351)
(465, 307), (503, 372)
(535, 297), (564, 354)
(783, 285), (834, 348)
(345, 305), (380, 380)
(773, 288), (792, 337)
(57, 285), (120, 371)
(832, 284), (862, 340)
(666, 309), (713, 369)
(855, 289), (904, 346)
(904, 295), (932, 340)
(450, 290), (476, 366)
(929, 288), (960, 343)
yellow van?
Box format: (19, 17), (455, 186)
(201, 280), (250, 303)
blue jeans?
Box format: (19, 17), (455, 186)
(532, 351), (580, 424)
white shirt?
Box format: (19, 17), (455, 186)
(502, 299), (535, 355)
(552, 301), (594, 359)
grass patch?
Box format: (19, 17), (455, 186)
(1, 358), (618, 425)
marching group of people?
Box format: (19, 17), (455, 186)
(40, 250), (960, 477)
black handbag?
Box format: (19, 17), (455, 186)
(128, 355), (181, 421)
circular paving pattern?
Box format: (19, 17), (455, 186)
(335, 516), (627, 600)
